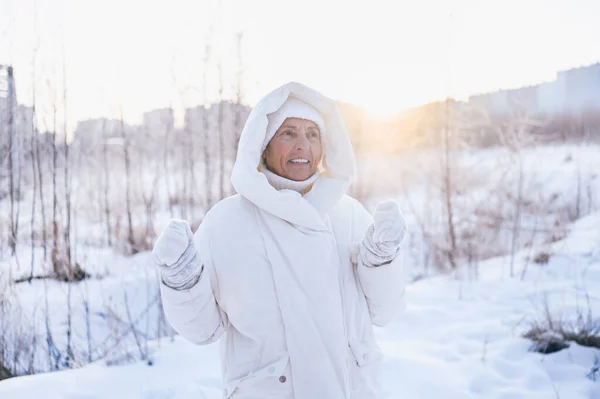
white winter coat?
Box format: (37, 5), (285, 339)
(160, 82), (406, 399)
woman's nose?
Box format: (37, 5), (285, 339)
(295, 135), (310, 150)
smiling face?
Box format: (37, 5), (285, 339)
(262, 117), (323, 181)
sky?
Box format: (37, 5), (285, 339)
(0, 0), (599, 133)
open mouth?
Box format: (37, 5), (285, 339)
(288, 158), (310, 165)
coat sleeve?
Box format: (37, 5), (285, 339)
(352, 200), (406, 327)
(159, 221), (228, 345)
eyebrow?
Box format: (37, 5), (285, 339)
(279, 124), (320, 131)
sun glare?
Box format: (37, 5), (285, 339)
(345, 80), (425, 118)
(333, 62), (446, 119)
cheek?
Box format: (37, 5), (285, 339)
(268, 141), (292, 164)
(312, 143), (323, 162)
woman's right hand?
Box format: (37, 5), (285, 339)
(153, 219), (204, 290)
(152, 219), (193, 267)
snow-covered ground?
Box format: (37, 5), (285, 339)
(1, 144), (599, 398)
(1, 211), (599, 398)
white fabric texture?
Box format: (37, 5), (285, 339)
(158, 82), (407, 399)
(262, 96), (326, 153)
(261, 166), (320, 194)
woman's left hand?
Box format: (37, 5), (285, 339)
(359, 200), (406, 267)
(373, 200), (406, 246)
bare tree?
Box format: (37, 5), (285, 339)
(102, 119), (112, 247)
(29, 87), (38, 282)
(186, 110), (196, 222)
(25, 29), (40, 281)
(62, 53), (73, 274)
(31, 5), (47, 265)
(491, 106), (540, 278)
(138, 127), (160, 247)
(217, 62), (225, 200)
(161, 107), (174, 218)
(202, 31), (213, 210)
(82, 280), (93, 363)
(43, 279), (60, 370)
(402, 100), (490, 273)
(50, 76), (61, 277)
(35, 117), (47, 262)
(61, 51), (75, 366)
(5, 66), (20, 256)
(119, 109), (135, 254)
(64, 282), (74, 367)
(440, 99), (458, 270)
(141, 172), (160, 248)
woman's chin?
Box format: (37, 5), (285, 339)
(285, 172), (311, 182)
(283, 166), (313, 182)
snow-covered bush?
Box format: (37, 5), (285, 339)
(523, 294), (600, 354)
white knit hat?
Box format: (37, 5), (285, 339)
(262, 96), (325, 152)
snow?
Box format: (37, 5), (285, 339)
(1, 144), (599, 398)
(1, 211), (599, 398)
(0, 337), (223, 399)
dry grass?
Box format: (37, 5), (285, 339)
(523, 295), (600, 354)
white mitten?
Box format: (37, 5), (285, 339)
(360, 200), (407, 267)
(153, 219), (203, 290)
(373, 200), (406, 244)
(153, 219), (192, 266)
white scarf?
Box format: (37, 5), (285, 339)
(261, 167), (320, 195)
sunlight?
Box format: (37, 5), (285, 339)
(335, 62), (446, 118)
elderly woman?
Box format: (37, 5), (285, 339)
(152, 82), (407, 399)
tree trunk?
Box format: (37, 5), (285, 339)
(509, 153), (524, 278)
(202, 35), (212, 210)
(442, 100), (458, 270)
(51, 100), (61, 277)
(30, 106), (37, 281)
(7, 66), (18, 256)
(102, 122), (112, 247)
(190, 121), (196, 220)
(120, 112), (135, 254)
(63, 64), (72, 275)
(218, 63), (225, 200)
(35, 113), (47, 262)
(162, 112), (174, 218)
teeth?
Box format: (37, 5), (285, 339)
(290, 159), (309, 163)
